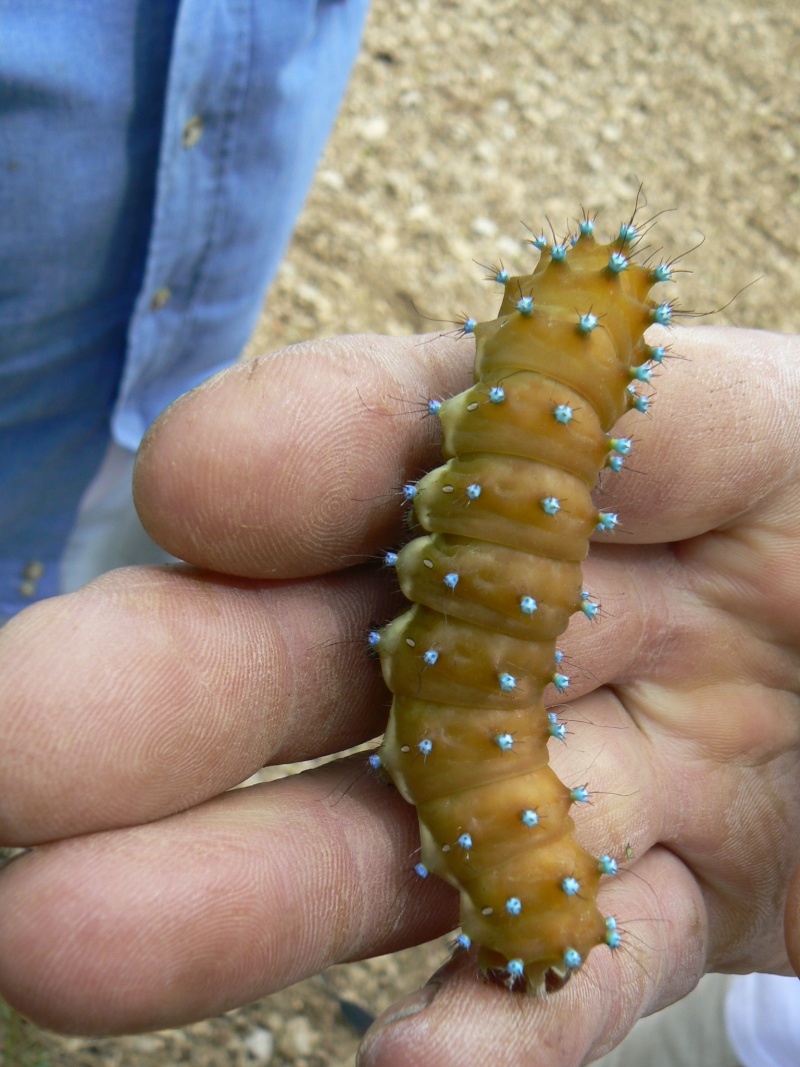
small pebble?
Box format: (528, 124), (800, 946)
(244, 1026), (275, 1063)
(278, 1016), (318, 1059)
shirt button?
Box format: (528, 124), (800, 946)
(20, 560), (44, 598)
(150, 287), (172, 310)
(182, 115), (204, 148)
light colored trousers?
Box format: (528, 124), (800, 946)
(592, 976), (741, 1067)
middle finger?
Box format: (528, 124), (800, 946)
(0, 563), (393, 845)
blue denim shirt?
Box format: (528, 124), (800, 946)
(0, 0), (369, 622)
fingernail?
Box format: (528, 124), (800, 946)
(357, 981), (440, 1065)
(382, 980), (441, 1025)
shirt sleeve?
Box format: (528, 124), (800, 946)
(114, 0), (372, 450)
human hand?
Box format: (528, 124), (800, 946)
(0, 326), (798, 1066)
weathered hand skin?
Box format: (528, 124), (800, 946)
(1, 311), (798, 1067)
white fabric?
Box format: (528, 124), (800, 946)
(60, 442), (174, 594)
(591, 974), (740, 1067)
(725, 973), (800, 1067)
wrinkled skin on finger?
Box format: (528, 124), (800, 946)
(0, 328), (798, 1067)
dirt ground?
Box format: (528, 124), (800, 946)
(4, 0), (800, 1064)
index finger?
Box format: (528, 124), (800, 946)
(133, 327), (800, 581)
(134, 333), (473, 579)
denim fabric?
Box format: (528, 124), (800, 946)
(0, 0), (369, 621)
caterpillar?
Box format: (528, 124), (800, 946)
(370, 208), (674, 992)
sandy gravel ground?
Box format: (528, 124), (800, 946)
(3, 0), (799, 1064)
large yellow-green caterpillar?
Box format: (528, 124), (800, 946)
(369, 210), (673, 991)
